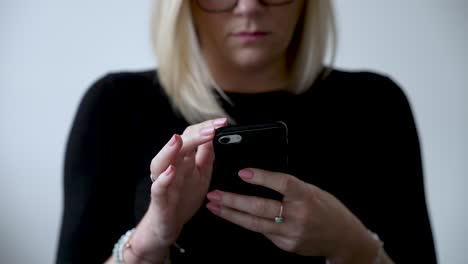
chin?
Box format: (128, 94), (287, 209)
(232, 51), (276, 70)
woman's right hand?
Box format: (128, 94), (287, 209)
(125, 117), (228, 263)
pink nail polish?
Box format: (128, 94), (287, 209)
(213, 118), (227, 126)
(164, 165), (174, 175)
(238, 169), (254, 179)
(206, 202), (221, 214)
(168, 134), (178, 146)
(207, 191), (221, 202)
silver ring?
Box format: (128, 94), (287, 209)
(274, 204), (284, 224)
(150, 174), (156, 183)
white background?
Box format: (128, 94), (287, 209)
(1, 0), (466, 263)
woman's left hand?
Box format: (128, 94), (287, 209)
(206, 168), (381, 263)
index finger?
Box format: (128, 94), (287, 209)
(150, 134), (183, 176)
(238, 168), (305, 199)
(180, 117), (227, 154)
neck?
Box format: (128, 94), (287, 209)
(207, 56), (291, 94)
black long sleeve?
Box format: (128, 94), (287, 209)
(56, 69), (438, 263)
(371, 77), (438, 263)
(56, 74), (138, 263)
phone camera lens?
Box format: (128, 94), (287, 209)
(219, 136), (230, 144)
(218, 135), (242, 144)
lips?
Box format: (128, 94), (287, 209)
(232, 31), (270, 36)
(231, 31), (271, 43)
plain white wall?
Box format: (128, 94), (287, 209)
(1, 0), (466, 263)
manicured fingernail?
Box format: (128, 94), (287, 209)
(207, 191), (221, 202)
(200, 127), (215, 136)
(206, 202), (221, 214)
(238, 169), (254, 180)
(164, 165), (174, 176)
(213, 118), (227, 126)
(168, 134), (178, 146)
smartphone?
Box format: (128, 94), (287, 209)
(210, 121), (288, 201)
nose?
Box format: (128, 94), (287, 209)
(233, 0), (265, 16)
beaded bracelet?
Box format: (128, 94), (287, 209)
(113, 228), (186, 264)
(112, 228), (135, 263)
(369, 231), (384, 264)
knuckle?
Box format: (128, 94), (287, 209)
(279, 176), (291, 193)
(182, 125), (193, 134)
(181, 132), (192, 143)
(252, 198), (266, 216)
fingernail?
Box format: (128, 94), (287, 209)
(164, 165), (174, 176)
(207, 191), (221, 202)
(200, 127), (215, 136)
(238, 169), (254, 180)
(206, 202), (221, 214)
(213, 118), (227, 126)
(168, 134), (178, 146)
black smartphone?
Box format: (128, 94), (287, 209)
(210, 121), (288, 201)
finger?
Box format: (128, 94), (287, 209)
(151, 165), (176, 199)
(150, 134), (182, 179)
(238, 168), (305, 198)
(169, 150), (195, 191)
(178, 149), (197, 181)
(207, 190), (282, 219)
(180, 117), (227, 154)
(195, 141), (214, 176)
(206, 202), (286, 235)
(184, 147), (197, 161)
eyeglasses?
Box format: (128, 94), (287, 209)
(196, 0), (294, 13)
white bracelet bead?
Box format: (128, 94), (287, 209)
(112, 228), (135, 263)
(369, 231), (384, 264)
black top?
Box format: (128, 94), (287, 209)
(56, 69), (438, 263)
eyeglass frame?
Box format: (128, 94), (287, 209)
(195, 0), (294, 13)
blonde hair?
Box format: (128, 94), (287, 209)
(151, 0), (336, 124)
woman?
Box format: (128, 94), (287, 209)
(56, 0), (438, 263)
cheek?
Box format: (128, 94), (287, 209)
(272, 5), (303, 43)
(286, 8), (303, 35)
(271, 21), (299, 50)
(196, 16), (227, 49)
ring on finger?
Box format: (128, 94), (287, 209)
(274, 204), (284, 224)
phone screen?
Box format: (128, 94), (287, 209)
(210, 121), (288, 201)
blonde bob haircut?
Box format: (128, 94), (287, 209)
(151, 0), (336, 124)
